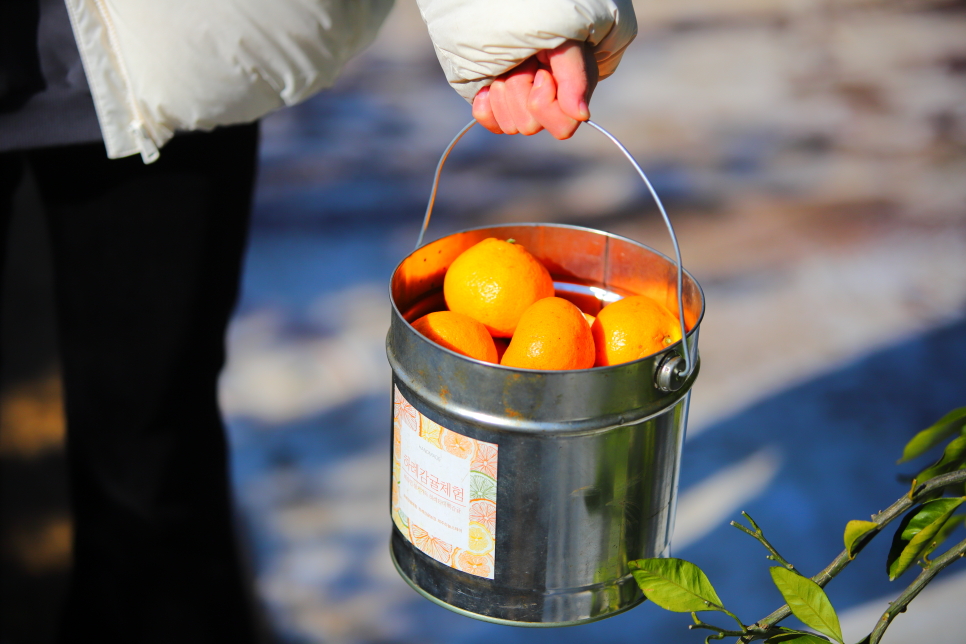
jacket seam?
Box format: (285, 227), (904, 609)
(90, 0), (159, 161)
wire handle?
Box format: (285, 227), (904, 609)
(415, 120), (694, 388)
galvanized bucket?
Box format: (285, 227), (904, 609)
(387, 121), (705, 627)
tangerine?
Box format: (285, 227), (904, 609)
(591, 295), (682, 366)
(443, 238), (554, 338)
(411, 311), (498, 363)
(500, 297), (595, 370)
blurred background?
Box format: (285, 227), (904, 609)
(2, 0), (965, 642)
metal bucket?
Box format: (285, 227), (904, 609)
(387, 122), (705, 627)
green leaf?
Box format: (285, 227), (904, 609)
(915, 435), (966, 486)
(887, 497), (965, 580)
(628, 558), (724, 612)
(899, 408), (966, 463)
(843, 520), (878, 559)
(765, 633), (831, 643)
(921, 513), (966, 561)
(769, 567), (843, 644)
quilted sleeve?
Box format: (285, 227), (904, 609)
(64, 0), (394, 161)
(415, 0), (637, 102)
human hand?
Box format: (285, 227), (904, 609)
(471, 40), (599, 140)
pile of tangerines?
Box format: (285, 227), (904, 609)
(411, 238), (682, 370)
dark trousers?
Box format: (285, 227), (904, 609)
(0, 124), (262, 643)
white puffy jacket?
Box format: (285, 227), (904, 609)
(64, 0), (636, 163)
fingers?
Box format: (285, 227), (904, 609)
(470, 40), (599, 138)
(474, 58), (543, 136)
(527, 69), (579, 140)
(545, 41), (598, 122)
(472, 86), (502, 134)
(502, 58), (541, 135)
(488, 80), (519, 134)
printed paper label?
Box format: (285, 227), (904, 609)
(392, 386), (498, 579)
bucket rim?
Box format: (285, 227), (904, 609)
(389, 221), (706, 375)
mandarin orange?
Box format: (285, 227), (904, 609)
(591, 295), (681, 366)
(443, 238), (554, 338)
(500, 297), (595, 370)
(411, 311), (498, 363)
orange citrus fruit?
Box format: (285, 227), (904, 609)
(443, 238), (554, 338)
(471, 443), (498, 479)
(411, 311), (498, 363)
(591, 295), (682, 366)
(582, 312), (596, 327)
(410, 523), (454, 563)
(441, 429), (476, 460)
(393, 390), (419, 433)
(500, 297), (595, 370)
(454, 550), (493, 577)
(469, 499), (497, 532)
(419, 416), (444, 447)
(468, 522), (495, 555)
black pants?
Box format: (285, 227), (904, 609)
(0, 124), (262, 643)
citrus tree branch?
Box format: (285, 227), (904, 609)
(736, 469), (966, 642)
(731, 512), (799, 572)
(689, 612), (744, 638)
(866, 535), (966, 644)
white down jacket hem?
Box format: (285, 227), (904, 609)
(63, 0), (636, 163)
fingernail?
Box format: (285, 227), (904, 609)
(533, 71), (545, 88)
(578, 100), (590, 120)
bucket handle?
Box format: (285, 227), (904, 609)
(415, 120), (693, 391)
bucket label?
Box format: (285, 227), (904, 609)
(392, 386), (497, 579)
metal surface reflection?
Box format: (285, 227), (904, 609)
(387, 224), (704, 626)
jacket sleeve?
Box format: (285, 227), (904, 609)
(415, 0), (637, 103)
(64, 0), (394, 162)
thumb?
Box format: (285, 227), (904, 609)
(546, 41), (598, 121)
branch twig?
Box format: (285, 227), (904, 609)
(689, 612), (744, 637)
(736, 469), (966, 642)
(867, 535), (966, 644)
(731, 512), (798, 572)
